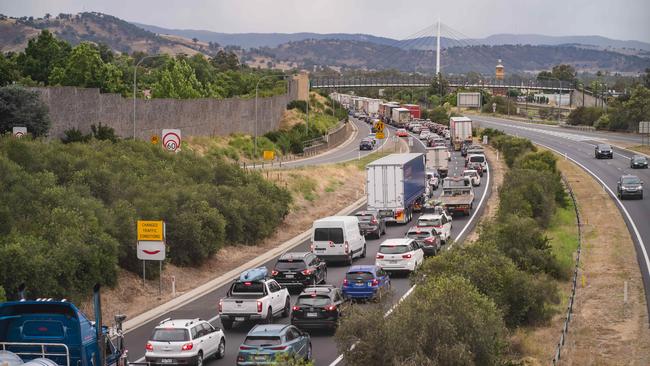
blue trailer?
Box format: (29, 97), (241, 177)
(366, 153), (426, 224)
(0, 285), (127, 366)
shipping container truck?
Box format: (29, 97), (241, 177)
(383, 104), (400, 124)
(425, 146), (449, 178)
(401, 104), (421, 119)
(367, 99), (380, 115)
(449, 116), (473, 151)
(391, 107), (411, 127)
(367, 153), (426, 224)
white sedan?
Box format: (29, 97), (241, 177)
(375, 238), (424, 272)
(463, 169), (481, 186)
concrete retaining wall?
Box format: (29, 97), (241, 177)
(32, 80), (298, 140)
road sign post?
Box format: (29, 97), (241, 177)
(137, 220), (166, 293)
(151, 135), (159, 145)
(162, 129), (182, 152)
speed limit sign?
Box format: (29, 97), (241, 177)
(162, 129), (182, 152)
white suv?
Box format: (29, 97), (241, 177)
(416, 213), (452, 244)
(145, 318), (226, 366)
(375, 238), (424, 272)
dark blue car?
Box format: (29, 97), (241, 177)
(237, 324), (311, 365)
(341, 265), (390, 301)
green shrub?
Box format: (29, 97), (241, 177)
(0, 286), (6, 302)
(62, 128), (91, 143)
(90, 123), (118, 142)
(568, 106), (604, 126)
(287, 100), (307, 113)
(490, 135), (536, 167)
(0, 86), (51, 137)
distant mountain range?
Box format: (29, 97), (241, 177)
(134, 22), (650, 53)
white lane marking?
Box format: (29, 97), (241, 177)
(534, 142), (650, 295)
(329, 153), (491, 366)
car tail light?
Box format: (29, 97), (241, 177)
(325, 305), (337, 311)
(376, 254), (384, 259)
(270, 346), (288, 351)
(181, 343), (193, 351)
(370, 279), (379, 286)
(402, 254), (412, 259)
(292, 306), (300, 311)
(424, 237), (435, 244)
(145, 343), (153, 352)
(239, 345), (253, 351)
(257, 300), (263, 313)
(343, 278), (349, 286)
(370, 218), (378, 224)
(344, 241), (349, 254)
(301, 269), (313, 276)
(310, 244), (315, 252)
(218, 299), (223, 313)
(271, 270), (279, 276)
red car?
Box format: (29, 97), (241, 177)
(396, 129), (408, 137)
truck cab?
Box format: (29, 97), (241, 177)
(0, 289), (125, 366)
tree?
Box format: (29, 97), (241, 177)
(151, 58), (204, 99)
(0, 86), (50, 137)
(210, 50), (240, 72)
(567, 106), (603, 126)
(96, 43), (114, 63)
(428, 72), (449, 96)
(551, 64), (577, 84)
(49, 42), (124, 93)
(643, 68), (650, 88)
(16, 30), (71, 84)
(0, 285), (5, 302)
(0, 53), (20, 86)
(192, 37), (199, 44)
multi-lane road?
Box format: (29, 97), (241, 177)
(124, 120), (492, 365)
(474, 115), (650, 318)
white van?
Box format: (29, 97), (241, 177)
(311, 216), (366, 264)
(466, 154), (487, 173)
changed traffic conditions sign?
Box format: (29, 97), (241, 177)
(162, 129), (182, 152)
(137, 220), (164, 241)
(12, 127), (27, 138)
(137, 241), (166, 261)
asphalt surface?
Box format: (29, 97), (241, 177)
(124, 124), (492, 366)
(474, 115), (650, 320)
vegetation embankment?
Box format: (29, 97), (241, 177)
(336, 128), (579, 365)
(185, 92), (347, 160)
(0, 136), (292, 302)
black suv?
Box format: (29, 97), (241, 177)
(359, 138), (373, 150)
(630, 155), (648, 169)
(291, 285), (348, 332)
(595, 144), (613, 159)
(354, 211), (386, 239)
(271, 252), (327, 291)
(617, 174), (644, 199)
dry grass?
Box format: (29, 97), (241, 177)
(279, 109), (305, 130)
(511, 152), (650, 365)
(82, 163), (366, 323)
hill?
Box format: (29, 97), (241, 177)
(243, 39), (650, 74)
(0, 12), (216, 56)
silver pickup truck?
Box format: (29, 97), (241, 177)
(218, 268), (291, 329)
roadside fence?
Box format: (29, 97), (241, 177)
(552, 175), (583, 365)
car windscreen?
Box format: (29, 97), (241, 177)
(379, 245), (409, 254)
(345, 271), (374, 281)
(151, 329), (190, 342)
(232, 282), (265, 293)
(418, 218), (441, 226)
(275, 260), (307, 270)
(296, 295), (331, 306)
(633, 156), (647, 162)
(407, 231), (432, 239)
(622, 177), (641, 184)
(469, 156), (485, 163)
(244, 336), (282, 347)
(598, 145), (611, 150)
(314, 228), (344, 243)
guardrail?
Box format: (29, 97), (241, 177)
(559, 123), (595, 132)
(552, 175), (583, 365)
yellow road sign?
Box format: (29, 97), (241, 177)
(137, 220), (164, 241)
(375, 121), (384, 133)
(151, 135), (159, 145)
(376, 131), (385, 139)
(263, 150), (275, 160)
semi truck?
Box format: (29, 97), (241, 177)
(425, 146), (449, 178)
(0, 285), (127, 366)
(367, 153), (426, 224)
(449, 116), (473, 151)
(401, 104), (421, 119)
(391, 108), (411, 127)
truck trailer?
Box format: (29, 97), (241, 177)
(367, 153), (426, 224)
(391, 107), (411, 127)
(449, 116), (473, 151)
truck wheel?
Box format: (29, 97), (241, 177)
(281, 298), (291, 317)
(221, 319), (233, 330)
(263, 308), (273, 324)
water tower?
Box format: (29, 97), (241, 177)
(495, 59), (505, 80)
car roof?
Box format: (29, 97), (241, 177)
(419, 213), (443, 219)
(407, 226), (434, 233)
(299, 286), (337, 295)
(463, 169), (478, 174)
(248, 324), (290, 336)
(156, 318), (203, 329)
(347, 265), (377, 273)
(621, 174), (639, 179)
(278, 252), (310, 261)
(380, 238), (413, 246)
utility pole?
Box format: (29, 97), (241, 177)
(435, 18), (441, 76)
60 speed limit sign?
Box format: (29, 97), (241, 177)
(162, 129), (181, 152)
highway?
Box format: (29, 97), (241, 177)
(124, 125), (492, 366)
(474, 115), (650, 318)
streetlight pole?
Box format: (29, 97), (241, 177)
(133, 54), (166, 139)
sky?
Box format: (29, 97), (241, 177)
(1, 0), (649, 42)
